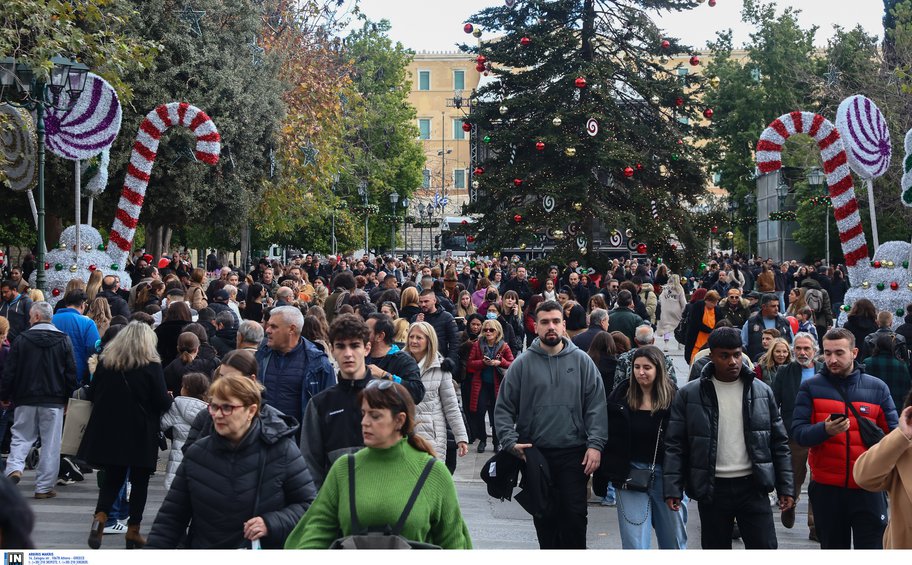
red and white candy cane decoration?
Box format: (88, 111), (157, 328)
(108, 102), (220, 268)
(756, 111), (869, 268)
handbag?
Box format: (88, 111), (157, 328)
(833, 384), (885, 449)
(623, 423), (662, 493)
(330, 455), (441, 550)
(61, 396), (93, 456)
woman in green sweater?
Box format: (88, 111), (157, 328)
(284, 380), (472, 549)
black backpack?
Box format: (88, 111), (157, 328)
(674, 303), (691, 344)
(330, 455), (440, 549)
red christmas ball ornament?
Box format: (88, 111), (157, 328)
(711, 226), (719, 234)
(661, 39), (671, 50)
(52, 288), (61, 297)
(535, 141), (545, 151)
(462, 121), (472, 132)
(703, 108), (714, 119)
(623, 166), (634, 178)
(675, 97), (684, 107)
(461, 220), (469, 225)
(874, 260), (882, 268)
(474, 167), (484, 175)
(637, 243), (647, 254)
(513, 214), (522, 223)
(671, 243), (678, 250)
(467, 235), (476, 243)
(520, 37), (531, 46)
(708, 0), (716, 5)
(88, 264), (97, 272)
(476, 63), (486, 72)
(476, 55), (486, 64)
(514, 178), (523, 187)
(891, 281), (900, 291)
(464, 23), (474, 34)
(635, 163), (643, 171)
(44, 262), (50, 270)
(574, 76), (587, 88)
(690, 55), (700, 66)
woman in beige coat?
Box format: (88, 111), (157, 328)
(854, 403), (912, 549)
(406, 321), (469, 462)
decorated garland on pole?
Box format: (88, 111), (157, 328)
(768, 210), (796, 222)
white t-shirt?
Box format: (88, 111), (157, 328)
(712, 377), (752, 478)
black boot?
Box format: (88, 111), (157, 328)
(477, 441), (486, 453)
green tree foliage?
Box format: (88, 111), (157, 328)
(462, 0), (709, 266)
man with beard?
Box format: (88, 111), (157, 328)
(494, 300), (607, 549)
(772, 332), (823, 539)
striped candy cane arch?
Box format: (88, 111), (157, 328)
(755, 111), (869, 277)
(107, 102), (220, 268)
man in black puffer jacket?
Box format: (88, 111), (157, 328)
(147, 402), (316, 548)
(664, 327), (794, 549)
(411, 290), (461, 375)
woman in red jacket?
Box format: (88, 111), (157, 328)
(466, 319), (514, 453)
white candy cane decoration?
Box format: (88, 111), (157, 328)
(756, 111), (868, 268)
(108, 102), (220, 268)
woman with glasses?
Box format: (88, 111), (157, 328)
(465, 319), (514, 453)
(147, 374), (316, 548)
(601, 345), (686, 549)
(284, 380), (471, 549)
(81, 322), (173, 549)
(407, 322), (469, 465)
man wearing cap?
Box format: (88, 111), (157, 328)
(208, 289), (239, 326)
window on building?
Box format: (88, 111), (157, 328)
(454, 168), (466, 189)
(418, 118), (431, 140)
(453, 70), (465, 91)
(453, 118), (466, 140)
(677, 115), (689, 125)
(418, 70), (430, 91)
(677, 67), (689, 86)
(422, 169), (431, 189)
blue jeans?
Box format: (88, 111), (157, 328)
(615, 463), (687, 549)
(106, 473), (130, 526)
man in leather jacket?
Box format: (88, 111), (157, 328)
(664, 327), (794, 549)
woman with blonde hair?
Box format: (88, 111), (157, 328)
(28, 288), (45, 303)
(465, 318), (514, 453)
(399, 286), (421, 321)
(392, 318), (410, 350)
(86, 269), (104, 302)
(82, 322), (172, 549)
(755, 337), (791, 385)
(456, 290), (476, 319)
(406, 321), (469, 464)
(86, 297), (112, 337)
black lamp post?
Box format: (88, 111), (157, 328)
(401, 197), (409, 256)
(0, 55), (89, 291)
(389, 191), (399, 254)
(776, 178), (790, 263)
(806, 167), (828, 265)
(744, 193), (756, 258)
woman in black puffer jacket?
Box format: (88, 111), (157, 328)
(146, 375), (316, 549)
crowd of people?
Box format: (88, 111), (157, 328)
(0, 248), (910, 550)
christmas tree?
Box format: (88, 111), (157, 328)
(462, 0), (711, 267)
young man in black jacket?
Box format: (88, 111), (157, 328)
(364, 313), (424, 405)
(299, 314), (375, 488)
(664, 327), (794, 549)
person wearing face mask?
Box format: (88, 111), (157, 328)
(466, 319), (514, 453)
(772, 333), (822, 539)
(493, 301), (607, 549)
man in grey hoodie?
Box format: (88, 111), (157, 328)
(494, 300), (608, 549)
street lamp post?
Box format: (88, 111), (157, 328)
(417, 202), (426, 260)
(0, 56), (89, 291)
(776, 178), (790, 263)
(358, 180), (369, 256)
(401, 197), (410, 256)
(807, 167), (828, 265)
(389, 191), (399, 255)
(744, 193), (756, 259)
(331, 173), (339, 256)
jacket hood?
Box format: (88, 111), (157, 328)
(257, 403), (300, 444)
(173, 396), (207, 422)
(528, 336), (580, 359)
(800, 278), (822, 290)
(20, 324), (67, 348)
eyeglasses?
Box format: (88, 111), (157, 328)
(483, 329), (497, 333)
(207, 402), (246, 416)
(366, 378), (408, 410)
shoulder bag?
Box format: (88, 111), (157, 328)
(623, 421), (662, 493)
(330, 454), (441, 549)
(121, 371), (168, 451)
(833, 384), (885, 449)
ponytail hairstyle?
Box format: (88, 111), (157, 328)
(358, 381), (436, 458)
(177, 331), (200, 364)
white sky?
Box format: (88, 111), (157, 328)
(357, 0), (884, 52)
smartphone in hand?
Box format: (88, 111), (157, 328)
(829, 413), (847, 422)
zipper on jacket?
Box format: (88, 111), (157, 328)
(843, 393), (850, 489)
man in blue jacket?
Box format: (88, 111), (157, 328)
(258, 306), (335, 437)
(51, 290), (100, 386)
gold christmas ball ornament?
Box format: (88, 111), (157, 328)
(886, 260), (895, 268)
(519, 243), (527, 250)
(862, 281), (870, 289)
(710, 77), (721, 88)
(579, 247), (587, 255)
(564, 147), (577, 157)
(572, 202), (583, 211)
(552, 117), (562, 127)
(552, 230), (565, 240)
(908, 282), (912, 290)
(472, 28), (482, 38)
(69, 264), (78, 273)
(725, 231), (734, 239)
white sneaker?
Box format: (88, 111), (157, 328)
(104, 520), (127, 535)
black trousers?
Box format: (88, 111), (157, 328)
(95, 465), (153, 525)
(808, 481), (887, 549)
(470, 381), (497, 446)
(533, 446), (589, 549)
(697, 476), (777, 549)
